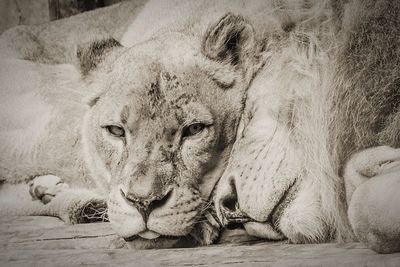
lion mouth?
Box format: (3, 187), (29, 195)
(138, 230), (161, 239)
(124, 234), (180, 242)
(247, 179), (299, 240)
(123, 228), (181, 242)
(270, 179), (298, 225)
(122, 210), (221, 248)
(221, 179), (298, 240)
(123, 232), (183, 249)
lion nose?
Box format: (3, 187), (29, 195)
(120, 188), (172, 221)
(218, 175), (251, 227)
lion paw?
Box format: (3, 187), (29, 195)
(350, 146), (400, 177)
(344, 146), (400, 204)
(28, 175), (69, 204)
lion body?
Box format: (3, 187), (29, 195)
(0, 1), (149, 222)
(0, 0), (147, 187)
(0, 55), (88, 185)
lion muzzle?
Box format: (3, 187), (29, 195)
(119, 187), (173, 223)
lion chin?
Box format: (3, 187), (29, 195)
(107, 185), (205, 249)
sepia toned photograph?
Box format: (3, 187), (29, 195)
(0, 0), (399, 265)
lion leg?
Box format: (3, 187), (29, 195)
(344, 146), (400, 253)
(0, 182), (50, 216)
(0, 175), (108, 224)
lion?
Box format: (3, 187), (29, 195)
(0, 0), (277, 249)
(207, 0), (400, 254)
(0, 0), (147, 222)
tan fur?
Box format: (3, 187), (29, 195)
(0, 0), (263, 249)
(83, 13), (265, 246)
(214, 0), (346, 243)
(127, 0), (399, 251)
(212, 0), (400, 253)
(0, 1), (147, 224)
(344, 146), (400, 253)
(1, 0), (399, 252)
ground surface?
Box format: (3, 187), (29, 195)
(1, 216), (400, 266)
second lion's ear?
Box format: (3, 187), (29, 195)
(202, 13), (256, 69)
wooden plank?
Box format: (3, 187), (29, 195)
(0, 216), (118, 250)
(2, 220), (115, 242)
(1, 243), (400, 267)
(0, 216), (400, 266)
(0, 216), (64, 232)
(0, 216), (257, 250)
(1, 235), (119, 250)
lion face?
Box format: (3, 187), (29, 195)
(214, 18), (339, 243)
(82, 14), (262, 248)
(215, 105), (330, 243)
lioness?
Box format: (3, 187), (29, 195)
(0, 0), (272, 249)
(121, 0), (400, 252)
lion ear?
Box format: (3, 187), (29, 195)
(77, 38), (122, 76)
(202, 13), (256, 69)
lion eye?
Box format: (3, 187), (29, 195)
(183, 123), (205, 137)
(105, 125), (125, 138)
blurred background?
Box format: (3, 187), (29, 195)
(0, 0), (125, 34)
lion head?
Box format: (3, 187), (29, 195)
(81, 14), (265, 248)
(214, 0), (400, 246)
(213, 2), (353, 244)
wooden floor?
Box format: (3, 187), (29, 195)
(1, 216), (400, 266)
